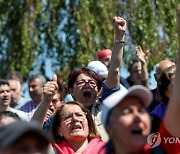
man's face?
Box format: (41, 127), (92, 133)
(8, 80), (21, 104)
(155, 60), (175, 82)
(28, 78), (43, 102)
(70, 73), (98, 107)
(0, 84), (11, 107)
(49, 93), (63, 113)
(131, 62), (141, 75)
(100, 55), (111, 68)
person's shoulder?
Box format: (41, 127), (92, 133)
(120, 84), (128, 92)
(155, 122), (180, 153)
(9, 108), (29, 121)
(20, 100), (34, 108)
(18, 96), (30, 103)
(15, 97), (30, 109)
(90, 138), (105, 144)
(151, 103), (167, 114)
(85, 138), (106, 154)
(95, 140), (114, 154)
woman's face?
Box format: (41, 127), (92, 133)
(58, 104), (89, 142)
(108, 96), (151, 152)
(71, 73), (99, 107)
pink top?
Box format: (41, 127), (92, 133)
(52, 138), (105, 154)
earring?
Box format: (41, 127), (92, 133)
(58, 130), (63, 137)
(60, 133), (63, 137)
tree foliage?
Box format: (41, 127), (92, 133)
(0, 0), (179, 80)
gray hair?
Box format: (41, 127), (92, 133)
(28, 75), (46, 86)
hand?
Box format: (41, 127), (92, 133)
(112, 16), (127, 39)
(43, 74), (58, 102)
(44, 108), (54, 122)
(136, 45), (149, 65)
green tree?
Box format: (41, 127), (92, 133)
(0, 0), (179, 80)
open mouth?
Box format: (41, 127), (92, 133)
(131, 129), (143, 135)
(83, 91), (92, 98)
(3, 98), (10, 101)
(48, 107), (54, 113)
(72, 125), (82, 130)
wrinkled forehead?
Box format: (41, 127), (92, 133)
(62, 104), (83, 114)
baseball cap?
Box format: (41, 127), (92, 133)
(0, 121), (51, 149)
(87, 61), (108, 78)
(101, 85), (153, 126)
(98, 49), (112, 60)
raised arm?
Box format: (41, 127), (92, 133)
(105, 16), (127, 88)
(164, 6), (180, 137)
(31, 75), (58, 127)
(136, 45), (149, 87)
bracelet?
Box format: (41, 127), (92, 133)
(115, 39), (125, 44)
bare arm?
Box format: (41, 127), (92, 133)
(164, 5), (180, 137)
(136, 45), (149, 87)
(106, 16), (127, 88)
(31, 75), (58, 127)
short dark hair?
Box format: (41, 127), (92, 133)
(157, 65), (176, 103)
(68, 67), (102, 92)
(0, 79), (9, 87)
(0, 111), (21, 121)
(51, 101), (100, 142)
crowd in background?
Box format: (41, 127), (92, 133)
(0, 15), (180, 154)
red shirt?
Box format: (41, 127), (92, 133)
(159, 122), (180, 153)
(52, 138), (105, 154)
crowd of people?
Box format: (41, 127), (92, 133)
(0, 15), (180, 154)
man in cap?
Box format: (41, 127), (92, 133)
(98, 49), (112, 69)
(99, 83), (180, 153)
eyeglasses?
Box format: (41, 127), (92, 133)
(62, 112), (87, 123)
(74, 80), (97, 88)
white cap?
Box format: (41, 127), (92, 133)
(87, 61), (108, 78)
(101, 85), (153, 126)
